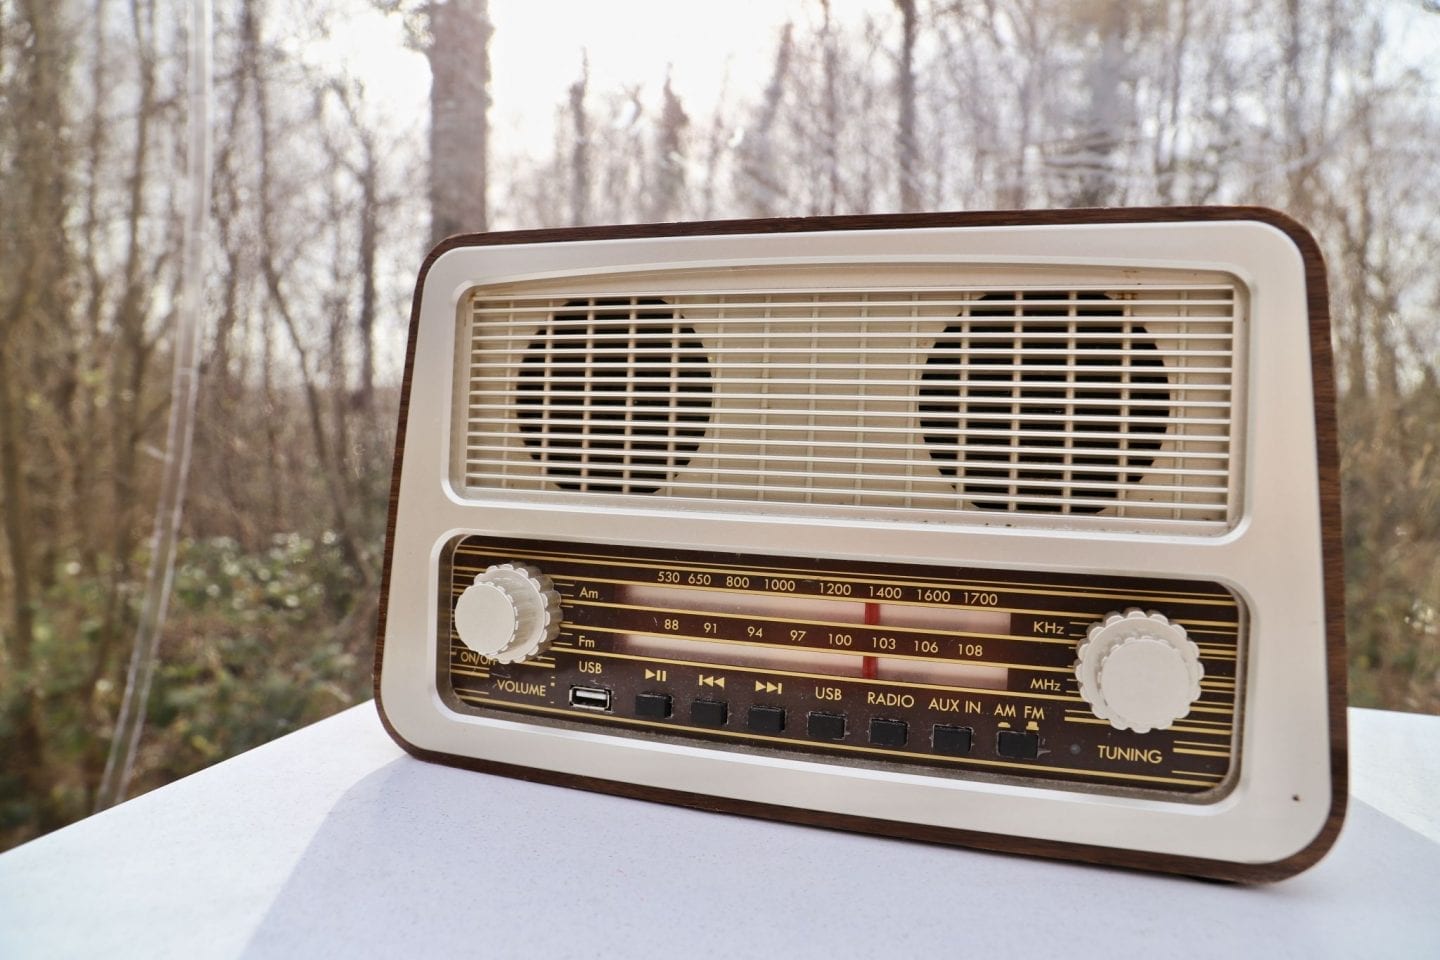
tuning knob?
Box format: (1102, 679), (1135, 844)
(453, 563), (562, 663)
(1075, 609), (1203, 733)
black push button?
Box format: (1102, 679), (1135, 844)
(996, 729), (1040, 759)
(807, 711), (847, 741)
(869, 718), (908, 747)
(747, 705), (786, 734)
(932, 725), (973, 755)
(691, 698), (728, 727)
(634, 692), (672, 719)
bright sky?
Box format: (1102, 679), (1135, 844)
(491, 0), (816, 146)
(309, 0), (1440, 160)
(308, 0), (864, 155)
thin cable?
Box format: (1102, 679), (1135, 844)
(96, 0), (212, 812)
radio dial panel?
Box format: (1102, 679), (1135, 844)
(441, 536), (1242, 797)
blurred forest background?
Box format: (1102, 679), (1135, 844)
(1, 0), (1437, 850)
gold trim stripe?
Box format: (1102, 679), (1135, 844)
(453, 570), (1241, 626)
(456, 545), (1239, 606)
(559, 596), (1073, 647)
(1062, 715), (1232, 736)
(550, 626), (1074, 674)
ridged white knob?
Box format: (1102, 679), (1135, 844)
(453, 563), (562, 663)
(1075, 609), (1203, 733)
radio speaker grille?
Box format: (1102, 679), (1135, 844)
(515, 298), (713, 494)
(918, 292), (1170, 514)
(462, 269), (1240, 530)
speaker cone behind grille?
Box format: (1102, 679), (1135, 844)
(516, 298), (713, 494)
(918, 292), (1171, 514)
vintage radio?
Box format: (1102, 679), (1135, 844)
(374, 209), (1346, 881)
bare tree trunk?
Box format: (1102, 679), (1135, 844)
(427, 0), (491, 245)
(0, 350), (45, 801)
(94, 0), (161, 712)
(261, 314), (282, 525)
(58, 0), (113, 571)
(568, 54), (590, 226)
(697, 75), (730, 221)
(96, 0), (213, 811)
(820, 0), (840, 215)
(648, 71), (688, 223)
(260, 262), (375, 586)
(1067, 0), (1127, 207)
(0, 0), (75, 832)
(324, 182), (353, 502)
(1155, 0), (1191, 204)
(1281, 0), (1313, 210)
(895, 0), (920, 212)
(356, 142), (379, 413)
(1002, 4), (1042, 209)
(243, 4), (376, 588)
(739, 23), (793, 218)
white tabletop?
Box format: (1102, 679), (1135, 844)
(2, 705), (1437, 959)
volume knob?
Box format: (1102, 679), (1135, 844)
(1075, 609), (1203, 734)
(453, 563), (562, 663)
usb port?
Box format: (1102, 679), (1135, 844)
(568, 685), (612, 712)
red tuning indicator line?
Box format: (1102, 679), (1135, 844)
(863, 602), (880, 679)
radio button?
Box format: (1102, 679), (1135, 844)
(747, 705), (786, 734)
(932, 725), (973, 755)
(868, 718), (908, 747)
(692, 699), (728, 727)
(453, 563), (562, 664)
(1075, 609), (1204, 733)
(996, 730), (1040, 760)
(635, 692), (672, 719)
(807, 712), (847, 741)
